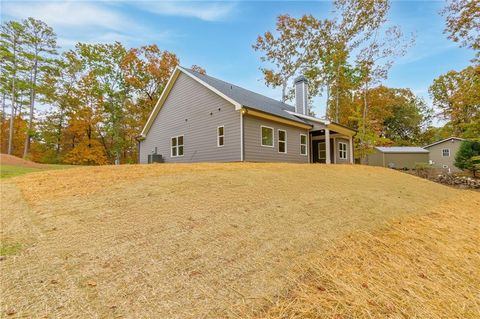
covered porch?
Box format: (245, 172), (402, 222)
(309, 123), (355, 164)
(284, 110), (356, 164)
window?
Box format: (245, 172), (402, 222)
(300, 134), (307, 155)
(318, 142), (326, 160)
(442, 148), (450, 157)
(278, 130), (287, 153)
(217, 126), (224, 147)
(261, 126), (274, 147)
(171, 135), (184, 157)
(339, 142), (347, 159)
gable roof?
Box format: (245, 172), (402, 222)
(141, 66), (357, 137)
(424, 137), (465, 148)
(375, 146), (429, 154)
(181, 67), (307, 124)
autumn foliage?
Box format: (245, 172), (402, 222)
(1, 18), (205, 164)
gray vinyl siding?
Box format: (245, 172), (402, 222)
(333, 138), (350, 164)
(365, 150), (383, 166)
(243, 115), (309, 163)
(139, 73), (241, 163)
(425, 139), (462, 172)
(366, 149), (429, 169)
(384, 153), (429, 169)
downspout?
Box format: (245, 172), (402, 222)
(136, 135), (145, 164)
(138, 140), (141, 164)
(240, 108), (245, 161)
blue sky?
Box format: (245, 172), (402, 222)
(2, 1), (475, 125)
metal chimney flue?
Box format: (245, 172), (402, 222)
(294, 75), (308, 115)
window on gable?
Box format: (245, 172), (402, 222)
(300, 134), (307, 155)
(171, 135), (184, 157)
(217, 126), (225, 147)
(442, 148), (450, 157)
(278, 130), (287, 153)
(339, 142), (347, 159)
(261, 126), (274, 147)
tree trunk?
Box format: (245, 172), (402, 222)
(281, 82), (287, 102)
(23, 53), (38, 159)
(1, 93), (5, 120)
(361, 80), (369, 160)
(56, 107), (65, 158)
(335, 64), (340, 122)
(8, 102), (15, 155)
(7, 42), (17, 155)
(325, 83), (330, 120)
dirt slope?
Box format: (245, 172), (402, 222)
(1, 163), (479, 318)
(0, 154), (48, 169)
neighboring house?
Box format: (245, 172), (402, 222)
(138, 66), (356, 164)
(424, 137), (465, 172)
(365, 147), (430, 169)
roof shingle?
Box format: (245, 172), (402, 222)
(183, 68), (308, 124)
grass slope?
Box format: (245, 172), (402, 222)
(1, 163), (479, 318)
(0, 154), (73, 179)
(0, 164), (44, 179)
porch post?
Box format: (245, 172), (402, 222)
(349, 136), (354, 164)
(325, 128), (331, 164)
(333, 137), (337, 164)
(308, 133), (312, 163)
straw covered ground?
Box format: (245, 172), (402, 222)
(1, 163), (479, 318)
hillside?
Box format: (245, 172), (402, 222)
(0, 154), (49, 168)
(0, 154), (73, 179)
(1, 163), (479, 318)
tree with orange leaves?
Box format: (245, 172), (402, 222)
(62, 74), (108, 165)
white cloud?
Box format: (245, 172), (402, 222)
(2, 1), (133, 31)
(2, 1), (176, 49)
(138, 1), (236, 21)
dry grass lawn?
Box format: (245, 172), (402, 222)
(0, 163), (479, 318)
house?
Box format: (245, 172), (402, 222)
(424, 137), (465, 172)
(138, 66), (356, 164)
(365, 147), (430, 169)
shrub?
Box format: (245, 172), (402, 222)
(415, 162), (433, 178)
(455, 139), (480, 177)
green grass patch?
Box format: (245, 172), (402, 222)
(0, 164), (74, 179)
(0, 165), (43, 179)
(0, 242), (21, 256)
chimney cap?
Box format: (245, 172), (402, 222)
(294, 75), (307, 84)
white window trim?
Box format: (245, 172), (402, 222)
(442, 148), (450, 157)
(261, 125), (274, 148)
(278, 129), (287, 154)
(217, 125), (225, 147)
(171, 135), (184, 157)
(339, 142), (347, 160)
(300, 134), (308, 156)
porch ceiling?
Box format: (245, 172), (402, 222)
(311, 129), (351, 137)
